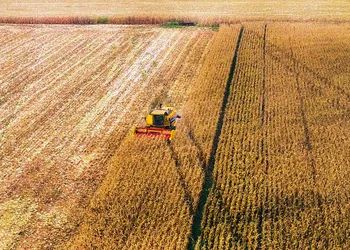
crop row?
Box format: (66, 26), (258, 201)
(198, 23), (350, 249)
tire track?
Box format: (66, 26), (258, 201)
(289, 43), (317, 184)
(187, 26), (244, 250)
(289, 42), (328, 247)
(167, 142), (194, 214)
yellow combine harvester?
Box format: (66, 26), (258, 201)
(133, 104), (181, 140)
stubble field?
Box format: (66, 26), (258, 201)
(0, 24), (214, 248)
(0, 21), (349, 249)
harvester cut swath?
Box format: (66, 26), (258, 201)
(133, 105), (181, 141)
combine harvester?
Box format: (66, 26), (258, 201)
(133, 104), (181, 140)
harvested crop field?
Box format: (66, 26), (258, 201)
(0, 21), (350, 249)
(0, 24), (214, 248)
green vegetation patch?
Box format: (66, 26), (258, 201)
(161, 21), (197, 28)
(97, 16), (109, 24)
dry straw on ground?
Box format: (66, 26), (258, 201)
(0, 18), (349, 249)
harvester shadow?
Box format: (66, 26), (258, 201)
(186, 126), (207, 171)
(167, 141), (195, 214)
(165, 120), (213, 217)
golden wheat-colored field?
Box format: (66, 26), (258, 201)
(70, 23), (349, 249)
(0, 0), (350, 21)
(199, 22), (350, 249)
(0, 20), (349, 250)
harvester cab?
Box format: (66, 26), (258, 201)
(134, 104), (181, 140)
